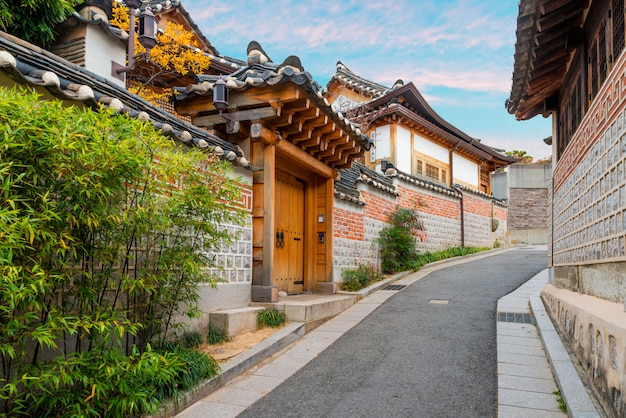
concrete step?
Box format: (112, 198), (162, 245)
(252, 294), (358, 329)
(209, 306), (264, 336)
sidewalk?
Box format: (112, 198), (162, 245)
(174, 257), (601, 417)
(497, 269), (600, 417)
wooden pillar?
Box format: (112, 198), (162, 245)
(251, 135), (278, 302)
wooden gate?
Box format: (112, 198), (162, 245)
(273, 170), (304, 294)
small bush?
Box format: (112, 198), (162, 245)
(407, 247), (489, 271)
(178, 330), (204, 349)
(341, 264), (385, 292)
(207, 325), (230, 345)
(257, 309), (286, 328)
(377, 207), (424, 274)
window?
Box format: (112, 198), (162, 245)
(416, 157), (448, 184)
(425, 163), (438, 179)
(613, 0), (625, 61)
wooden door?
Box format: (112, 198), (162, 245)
(274, 170), (304, 294)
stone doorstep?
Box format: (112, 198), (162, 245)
(209, 306), (265, 336)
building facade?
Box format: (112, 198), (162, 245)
(508, 1), (626, 415)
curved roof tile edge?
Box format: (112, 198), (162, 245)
(0, 31), (251, 168)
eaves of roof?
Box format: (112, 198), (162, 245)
(375, 101), (516, 165)
(506, 0), (589, 120)
(326, 61), (390, 99)
(174, 52), (371, 151)
(0, 30), (248, 167)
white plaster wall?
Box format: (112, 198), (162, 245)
(374, 125), (391, 160)
(396, 126), (412, 173)
(84, 25), (126, 88)
(414, 133), (448, 163)
(453, 154), (479, 188)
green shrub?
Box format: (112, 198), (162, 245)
(178, 330), (205, 349)
(0, 87), (244, 415)
(12, 345), (219, 417)
(257, 309), (286, 328)
(207, 325), (230, 345)
(377, 207), (424, 273)
(407, 247), (489, 271)
(341, 264), (384, 292)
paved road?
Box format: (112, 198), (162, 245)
(238, 247), (548, 417)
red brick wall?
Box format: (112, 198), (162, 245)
(493, 205), (507, 221)
(362, 190), (396, 222)
(397, 185), (460, 220)
(333, 206), (364, 240)
(464, 194), (492, 217)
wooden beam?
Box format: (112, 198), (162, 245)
(192, 106), (278, 127)
(276, 140), (336, 179)
(250, 122), (280, 145)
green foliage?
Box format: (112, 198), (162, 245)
(553, 389), (567, 412)
(10, 344), (219, 417)
(0, 87), (244, 415)
(257, 309), (286, 328)
(206, 325), (230, 345)
(0, 0), (80, 47)
(406, 247), (490, 271)
(178, 330), (205, 349)
(377, 207), (424, 274)
(341, 264), (384, 292)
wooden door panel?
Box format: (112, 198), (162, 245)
(274, 170), (304, 294)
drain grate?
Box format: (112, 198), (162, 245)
(383, 284), (407, 291)
(498, 312), (533, 324)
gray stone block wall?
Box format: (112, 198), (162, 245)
(333, 217), (385, 282)
(206, 220), (253, 284)
(552, 108), (626, 266)
(416, 212), (462, 251)
(464, 212), (494, 248)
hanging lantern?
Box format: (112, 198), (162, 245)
(213, 77), (229, 112)
(138, 8), (158, 50)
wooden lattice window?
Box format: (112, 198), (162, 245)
(613, 0), (625, 61)
(416, 159), (423, 176)
(600, 20), (608, 84)
(590, 40), (599, 100)
(425, 163), (438, 180)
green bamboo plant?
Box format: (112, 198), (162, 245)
(0, 87), (245, 416)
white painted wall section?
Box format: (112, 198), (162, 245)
(375, 125), (391, 160)
(453, 154), (479, 187)
(396, 126), (411, 173)
(414, 133), (448, 163)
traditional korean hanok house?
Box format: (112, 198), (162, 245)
(326, 62), (516, 277)
(173, 42), (371, 302)
(507, 0), (626, 415)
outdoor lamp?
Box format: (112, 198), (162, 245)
(212, 77), (238, 133)
(213, 77), (229, 112)
(138, 7), (158, 49)
(113, 0), (158, 78)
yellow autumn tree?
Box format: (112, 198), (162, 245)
(111, 2), (211, 103)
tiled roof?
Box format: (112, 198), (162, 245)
(326, 61), (397, 99)
(335, 162), (397, 205)
(0, 31), (249, 167)
(173, 41), (371, 151)
(386, 167), (460, 197)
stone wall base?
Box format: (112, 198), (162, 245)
(542, 285), (626, 417)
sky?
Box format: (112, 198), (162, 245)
(184, 0), (553, 161)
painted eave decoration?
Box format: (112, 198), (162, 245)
(173, 41), (371, 170)
(506, 0), (589, 121)
(0, 31), (248, 167)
